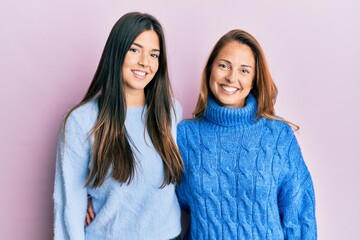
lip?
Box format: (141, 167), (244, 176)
(131, 69), (148, 79)
(219, 84), (240, 94)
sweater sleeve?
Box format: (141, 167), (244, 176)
(278, 130), (317, 240)
(173, 99), (183, 125)
(53, 113), (91, 240)
(171, 99), (183, 140)
(175, 122), (191, 212)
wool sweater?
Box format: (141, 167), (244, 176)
(176, 94), (317, 240)
(54, 99), (182, 240)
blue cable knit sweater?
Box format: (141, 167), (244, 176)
(176, 94), (317, 240)
(54, 99), (182, 240)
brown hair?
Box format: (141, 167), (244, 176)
(193, 29), (298, 130)
(63, 12), (183, 188)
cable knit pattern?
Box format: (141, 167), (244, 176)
(176, 94), (317, 240)
(54, 99), (182, 240)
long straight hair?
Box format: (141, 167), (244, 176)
(194, 29), (299, 130)
(63, 12), (183, 188)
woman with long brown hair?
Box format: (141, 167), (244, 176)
(176, 29), (317, 239)
(54, 12), (183, 240)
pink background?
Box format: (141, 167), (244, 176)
(1, 0), (359, 239)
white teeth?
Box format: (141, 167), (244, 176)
(221, 85), (238, 92)
(133, 70), (146, 77)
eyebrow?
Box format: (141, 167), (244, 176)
(219, 58), (253, 69)
(132, 42), (160, 52)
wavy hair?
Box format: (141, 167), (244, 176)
(193, 29), (298, 130)
(63, 12), (183, 188)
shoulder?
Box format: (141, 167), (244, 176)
(177, 118), (203, 141)
(172, 98), (182, 112)
(261, 118), (301, 156)
(177, 118), (199, 131)
(263, 118), (295, 136)
(71, 99), (98, 117)
(66, 99), (99, 131)
(171, 99), (183, 121)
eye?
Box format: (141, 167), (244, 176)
(129, 48), (139, 53)
(150, 53), (159, 59)
(241, 69), (250, 74)
(218, 63), (229, 69)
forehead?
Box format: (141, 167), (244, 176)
(133, 30), (160, 49)
(216, 41), (255, 66)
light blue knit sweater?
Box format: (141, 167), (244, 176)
(176, 94), (317, 239)
(54, 99), (182, 240)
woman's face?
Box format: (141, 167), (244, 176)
(122, 30), (160, 98)
(209, 41), (255, 108)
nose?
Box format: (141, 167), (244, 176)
(225, 70), (237, 83)
(138, 52), (149, 67)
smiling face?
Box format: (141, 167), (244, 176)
(209, 41), (255, 108)
(122, 30), (160, 106)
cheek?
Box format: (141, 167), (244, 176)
(154, 62), (159, 72)
(121, 64), (126, 78)
(209, 68), (221, 85)
(209, 75), (217, 95)
(150, 61), (159, 74)
(241, 77), (254, 89)
(122, 56), (136, 70)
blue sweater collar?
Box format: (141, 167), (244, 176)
(204, 93), (258, 127)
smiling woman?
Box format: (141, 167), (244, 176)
(53, 12), (183, 240)
(176, 29), (317, 239)
(209, 41), (255, 108)
(122, 30), (160, 106)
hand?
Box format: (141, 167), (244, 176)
(84, 195), (95, 227)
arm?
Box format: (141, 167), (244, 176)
(172, 99), (183, 138)
(175, 122), (190, 212)
(53, 113), (91, 240)
(278, 132), (317, 240)
(176, 122), (192, 239)
(172, 99), (189, 208)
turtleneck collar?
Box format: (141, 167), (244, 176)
(204, 93), (258, 127)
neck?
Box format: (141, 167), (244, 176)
(204, 94), (258, 127)
(125, 91), (146, 107)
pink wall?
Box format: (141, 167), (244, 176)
(1, 0), (359, 239)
